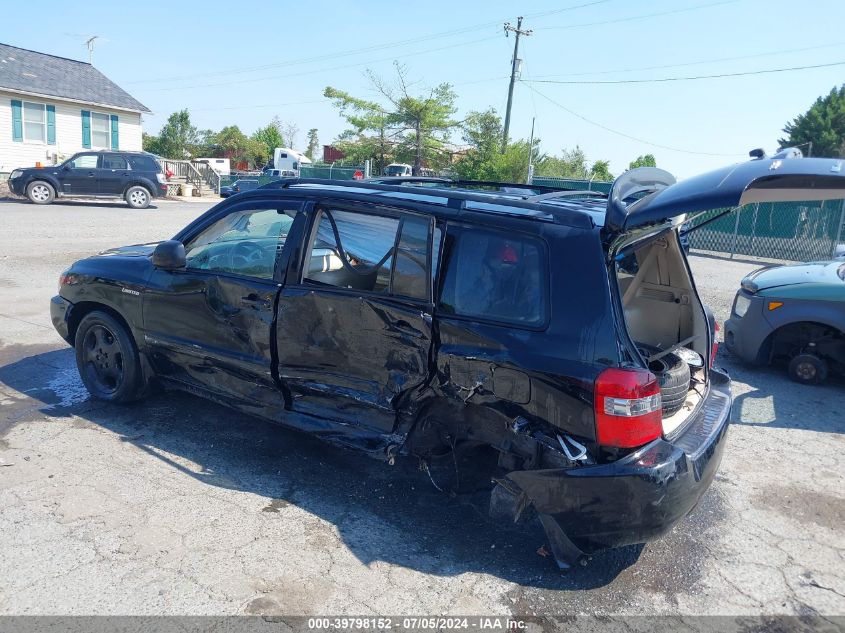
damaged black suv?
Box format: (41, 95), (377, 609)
(50, 153), (845, 568)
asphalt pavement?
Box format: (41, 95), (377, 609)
(0, 198), (843, 618)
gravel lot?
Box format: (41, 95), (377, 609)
(0, 199), (843, 618)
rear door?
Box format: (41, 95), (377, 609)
(602, 155), (845, 245)
(275, 203), (437, 434)
(99, 153), (130, 195)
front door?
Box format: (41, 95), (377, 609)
(275, 204), (437, 434)
(143, 199), (302, 406)
(60, 153), (101, 195)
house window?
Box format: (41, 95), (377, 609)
(23, 101), (46, 143)
(91, 112), (111, 148)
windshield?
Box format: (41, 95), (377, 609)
(385, 165), (410, 176)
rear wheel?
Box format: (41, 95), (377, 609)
(26, 181), (55, 205)
(788, 354), (828, 385)
(74, 311), (145, 402)
(125, 185), (151, 209)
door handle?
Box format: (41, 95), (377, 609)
(87, 171), (95, 176)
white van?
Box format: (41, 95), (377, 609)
(194, 158), (231, 176)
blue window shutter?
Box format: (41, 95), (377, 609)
(110, 114), (119, 150)
(46, 105), (56, 144)
(81, 110), (91, 148)
(11, 100), (23, 142)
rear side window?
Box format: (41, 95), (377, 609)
(438, 228), (546, 327)
(102, 155), (127, 170)
(303, 208), (432, 300)
(126, 155), (159, 171)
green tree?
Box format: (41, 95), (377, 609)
(324, 86), (394, 171)
(779, 85), (845, 157)
(305, 128), (320, 161)
(628, 154), (657, 170)
(325, 63), (458, 175)
(252, 117), (284, 160)
(143, 109), (199, 159)
(216, 125), (267, 168)
(590, 160), (614, 182)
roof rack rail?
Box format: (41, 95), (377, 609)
(258, 178), (598, 226)
(524, 190), (607, 202)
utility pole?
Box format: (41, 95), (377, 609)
(502, 17), (532, 153)
(527, 116), (535, 184)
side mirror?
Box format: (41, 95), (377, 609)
(62, 164), (71, 171)
(151, 240), (186, 270)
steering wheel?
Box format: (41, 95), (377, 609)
(229, 240), (266, 271)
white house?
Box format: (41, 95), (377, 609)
(0, 43), (150, 174)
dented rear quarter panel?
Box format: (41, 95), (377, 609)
(431, 219), (620, 443)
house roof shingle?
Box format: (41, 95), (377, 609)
(0, 43), (150, 113)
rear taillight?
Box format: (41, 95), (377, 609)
(710, 321), (720, 368)
(594, 367), (663, 449)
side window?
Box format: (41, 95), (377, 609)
(438, 228), (546, 327)
(69, 154), (99, 169)
(127, 155), (156, 171)
(392, 215), (431, 300)
(305, 209), (398, 293)
(184, 205), (297, 279)
(303, 208), (433, 300)
(102, 155), (127, 170)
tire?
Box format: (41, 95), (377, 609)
(638, 344), (691, 417)
(125, 185), (151, 209)
(74, 310), (145, 403)
(788, 354), (828, 385)
(26, 180), (55, 205)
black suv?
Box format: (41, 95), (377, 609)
(49, 152), (845, 568)
(8, 151), (167, 209)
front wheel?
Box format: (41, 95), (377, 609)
(26, 180), (55, 205)
(74, 311), (146, 402)
(788, 353), (828, 385)
(125, 185), (151, 209)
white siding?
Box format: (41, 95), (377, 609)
(0, 89), (143, 173)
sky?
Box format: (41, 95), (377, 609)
(4, 0), (844, 178)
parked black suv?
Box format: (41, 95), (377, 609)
(49, 152), (845, 568)
(8, 151), (167, 209)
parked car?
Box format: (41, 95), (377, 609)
(49, 151), (845, 568)
(219, 179), (260, 198)
(725, 260), (845, 384)
(8, 151), (166, 209)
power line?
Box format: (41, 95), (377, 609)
(522, 82), (743, 157)
(535, 0), (740, 30)
(141, 35), (501, 92)
(522, 60), (845, 85)
(127, 1), (614, 86)
(529, 41), (845, 78)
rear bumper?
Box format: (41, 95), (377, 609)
(505, 369), (731, 562)
(50, 295), (73, 343)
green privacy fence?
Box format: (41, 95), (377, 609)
(531, 176), (613, 194)
(686, 200), (845, 262)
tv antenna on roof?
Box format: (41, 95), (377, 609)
(85, 36), (99, 64)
